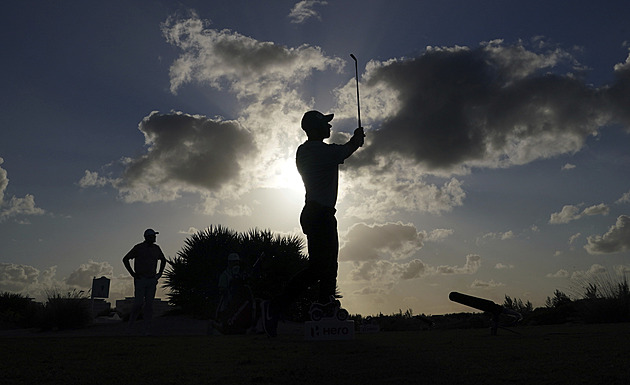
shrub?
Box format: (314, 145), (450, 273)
(0, 292), (42, 329)
(39, 289), (92, 330)
(503, 295), (534, 316)
(164, 226), (310, 319)
(572, 272), (630, 323)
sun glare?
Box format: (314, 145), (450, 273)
(275, 159), (305, 193)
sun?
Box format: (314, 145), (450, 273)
(275, 159), (305, 193)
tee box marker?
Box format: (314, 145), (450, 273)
(305, 320), (355, 341)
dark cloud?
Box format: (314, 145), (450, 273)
(399, 259), (426, 279)
(357, 42), (630, 172)
(121, 111), (255, 194)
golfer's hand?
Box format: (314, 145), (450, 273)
(354, 127), (365, 146)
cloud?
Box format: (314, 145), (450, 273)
(398, 259), (427, 279)
(549, 205), (581, 224)
(346, 253), (482, 301)
(470, 279), (505, 289)
(495, 263), (514, 270)
(339, 222), (425, 262)
(436, 254), (481, 275)
(288, 1), (328, 24)
(343, 167), (466, 220)
(570, 264), (607, 280)
(549, 203), (609, 224)
(568, 232), (581, 244)
(122, 112), (255, 199)
(481, 230), (515, 241)
(161, 13), (343, 96)
(585, 215), (630, 254)
(82, 112), (256, 207)
(179, 227), (199, 235)
(561, 163), (576, 171)
(616, 190), (630, 204)
(348, 253), (481, 284)
(546, 269), (570, 278)
(344, 39), (630, 175)
(78, 170), (109, 188)
(0, 263), (57, 296)
(332, 39), (629, 219)
(426, 228), (454, 242)
(581, 203), (610, 216)
(0, 158), (46, 222)
(0, 261), (152, 303)
(65, 260), (114, 288)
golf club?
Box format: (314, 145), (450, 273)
(350, 54), (361, 128)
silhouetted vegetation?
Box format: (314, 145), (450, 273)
(0, 292), (41, 329)
(351, 272), (630, 331)
(39, 289), (92, 330)
(164, 225), (311, 319)
(1, 289), (93, 331)
(354, 309), (434, 331)
(3, 266), (629, 332)
(503, 295), (534, 316)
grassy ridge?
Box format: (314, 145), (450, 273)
(1, 323), (629, 384)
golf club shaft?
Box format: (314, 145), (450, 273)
(350, 54), (361, 127)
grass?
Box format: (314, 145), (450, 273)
(1, 323), (629, 384)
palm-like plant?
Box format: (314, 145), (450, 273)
(163, 225), (309, 318)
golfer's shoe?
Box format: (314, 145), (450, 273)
(261, 300), (278, 337)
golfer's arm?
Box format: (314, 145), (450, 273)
(122, 254), (135, 277)
(157, 255), (166, 276)
(344, 130), (364, 156)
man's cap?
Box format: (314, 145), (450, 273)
(144, 229), (159, 237)
(301, 110), (333, 131)
(228, 253), (240, 262)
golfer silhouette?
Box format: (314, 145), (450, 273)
(262, 110), (365, 336)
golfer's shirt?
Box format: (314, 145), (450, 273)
(124, 241), (165, 278)
(296, 140), (355, 209)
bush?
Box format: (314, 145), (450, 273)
(39, 289), (92, 330)
(0, 292), (42, 329)
(572, 273), (630, 324)
(164, 225), (310, 319)
(503, 295), (533, 316)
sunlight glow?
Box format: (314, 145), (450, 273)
(273, 158), (305, 193)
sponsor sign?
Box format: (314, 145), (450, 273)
(305, 320), (355, 341)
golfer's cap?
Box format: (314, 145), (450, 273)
(228, 253), (240, 262)
(144, 228), (159, 237)
(301, 110), (333, 131)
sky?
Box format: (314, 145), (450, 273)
(1, 0), (630, 316)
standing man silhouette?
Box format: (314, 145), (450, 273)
(263, 110), (365, 336)
(123, 228), (167, 334)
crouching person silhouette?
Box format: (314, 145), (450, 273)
(262, 110), (365, 337)
(123, 228), (166, 335)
